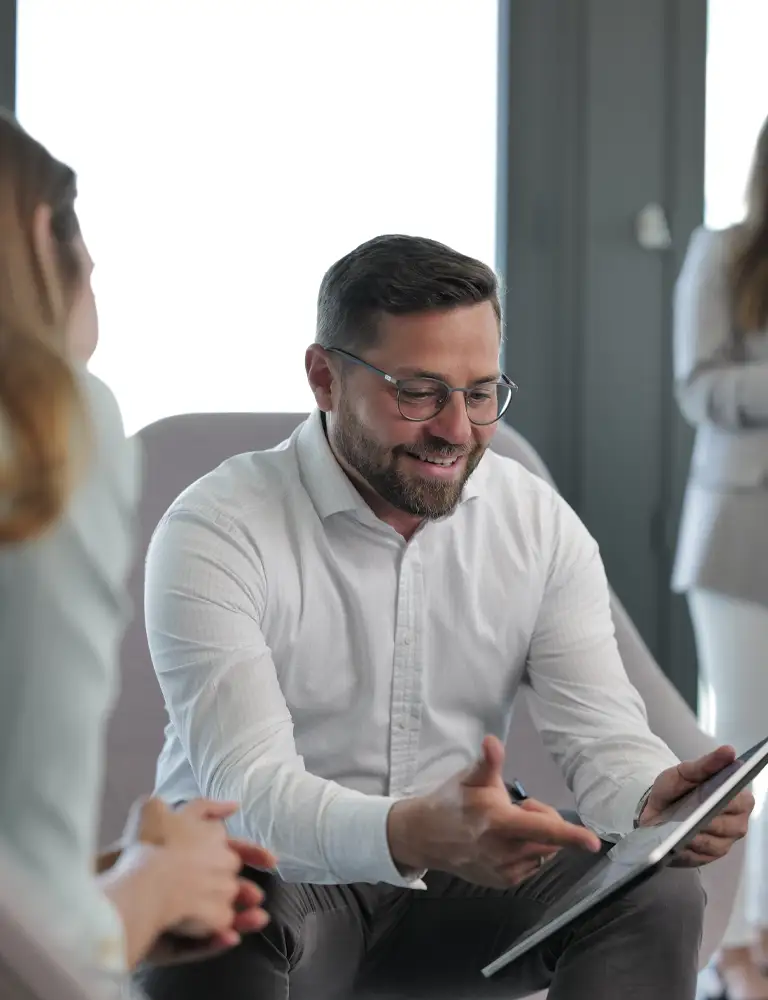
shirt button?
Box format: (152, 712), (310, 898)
(403, 635), (411, 646)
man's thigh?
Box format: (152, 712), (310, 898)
(355, 846), (606, 1000)
(137, 869), (405, 1000)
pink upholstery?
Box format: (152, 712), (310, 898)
(102, 411), (743, 986)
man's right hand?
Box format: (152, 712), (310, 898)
(386, 735), (602, 888)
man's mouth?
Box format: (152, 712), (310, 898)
(405, 452), (460, 467)
(401, 450), (467, 477)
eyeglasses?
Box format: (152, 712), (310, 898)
(326, 348), (517, 425)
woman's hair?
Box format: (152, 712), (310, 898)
(730, 115), (768, 335)
(0, 111), (86, 543)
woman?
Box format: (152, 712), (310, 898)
(673, 114), (768, 999)
(0, 110), (273, 987)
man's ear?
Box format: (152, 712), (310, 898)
(305, 344), (336, 412)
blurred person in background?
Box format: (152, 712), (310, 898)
(0, 111), (274, 993)
(674, 113), (768, 1000)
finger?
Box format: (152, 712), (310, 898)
(228, 839), (277, 870)
(721, 790), (755, 816)
(207, 928), (241, 950)
(676, 746), (736, 786)
(232, 907), (270, 934)
(686, 832), (731, 859)
(700, 813), (750, 841)
(181, 799), (241, 821)
(500, 840), (561, 862)
(496, 808), (601, 852)
(234, 879), (265, 910)
(462, 735), (506, 789)
(498, 856), (549, 886)
(517, 798), (561, 817)
(122, 796), (170, 846)
(671, 847), (717, 868)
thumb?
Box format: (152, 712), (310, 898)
(182, 799), (241, 822)
(462, 735), (506, 788)
(122, 795), (170, 846)
(677, 745), (736, 786)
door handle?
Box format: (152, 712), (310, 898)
(636, 202), (672, 250)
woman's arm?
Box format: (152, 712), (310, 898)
(674, 226), (768, 430)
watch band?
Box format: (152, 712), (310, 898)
(633, 785), (653, 828)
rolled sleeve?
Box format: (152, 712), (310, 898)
(524, 493), (678, 840)
(145, 507), (422, 887)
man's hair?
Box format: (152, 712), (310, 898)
(316, 234), (502, 352)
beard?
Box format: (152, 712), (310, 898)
(330, 398), (485, 519)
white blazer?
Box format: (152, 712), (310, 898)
(672, 225), (768, 605)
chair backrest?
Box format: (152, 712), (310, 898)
(101, 412), (307, 845)
(103, 411), (741, 965)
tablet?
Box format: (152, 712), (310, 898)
(482, 735), (768, 978)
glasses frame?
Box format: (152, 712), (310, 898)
(326, 347), (518, 425)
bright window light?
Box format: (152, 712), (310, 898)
(16, 1), (498, 434)
(705, 0), (768, 229)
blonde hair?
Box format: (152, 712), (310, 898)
(0, 111), (86, 543)
(731, 115), (768, 336)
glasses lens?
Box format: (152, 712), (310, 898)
(397, 378), (517, 423)
(397, 379), (449, 420)
(466, 381), (515, 425)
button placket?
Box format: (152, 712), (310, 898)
(387, 543), (424, 797)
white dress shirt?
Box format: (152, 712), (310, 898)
(147, 410), (678, 886)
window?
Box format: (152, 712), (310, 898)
(17, 1), (498, 434)
(705, 0), (768, 229)
(704, 0), (768, 817)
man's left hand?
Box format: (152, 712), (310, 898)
(638, 745), (754, 867)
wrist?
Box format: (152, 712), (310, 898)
(387, 798), (427, 872)
(634, 785), (654, 828)
(106, 843), (181, 937)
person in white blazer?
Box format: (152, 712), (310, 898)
(674, 114), (768, 999)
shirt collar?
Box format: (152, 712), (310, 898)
(295, 410), (484, 523)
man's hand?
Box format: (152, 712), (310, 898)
(387, 735), (601, 888)
(638, 745), (754, 867)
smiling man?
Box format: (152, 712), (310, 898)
(139, 235), (751, 1000)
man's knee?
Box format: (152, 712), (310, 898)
(615, 865), (706, 948)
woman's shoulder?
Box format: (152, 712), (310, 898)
(685, 224), (736, 258)
(678, 225), (740, 288)
(74, 369), (141, 515)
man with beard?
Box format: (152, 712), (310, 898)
(139, 235), (750, 1000)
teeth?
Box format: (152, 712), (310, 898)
(410, 454), (457, 466)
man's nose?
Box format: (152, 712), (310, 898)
(428, 390), (473, 444)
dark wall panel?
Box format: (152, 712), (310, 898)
(498, 0), (707, 707)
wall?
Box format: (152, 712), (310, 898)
(497, 0), (707, 707)
(0, 0), (15, 111)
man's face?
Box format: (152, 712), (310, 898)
(328, 302), (501, 519)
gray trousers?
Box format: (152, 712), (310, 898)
(137, 843), (706, 1000)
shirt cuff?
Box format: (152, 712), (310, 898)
(322, 794), (427, 888)
(585, 767), (673, 843)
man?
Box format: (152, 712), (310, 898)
(139, 235), (752, 1000)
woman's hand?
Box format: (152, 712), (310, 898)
(99, 796), (276, 968)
